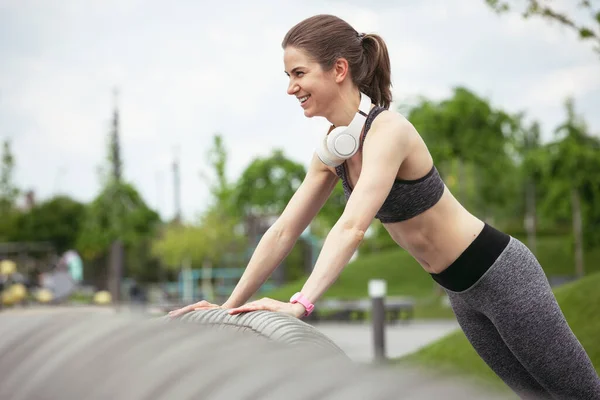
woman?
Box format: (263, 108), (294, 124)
(170, 14), (600, 399)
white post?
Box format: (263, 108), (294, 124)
(369, 279), (387, 363)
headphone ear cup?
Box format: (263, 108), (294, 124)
(316, 132), (344, 167)
(327, 126), (358, 159)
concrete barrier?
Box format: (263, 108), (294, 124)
(0, 309), (510, 399)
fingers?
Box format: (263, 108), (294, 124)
(169, 298), (280, 318)
(168, 300), (214, 318)
(228, 299), (277, 315)
(228, 306), (261, 315)
(193, 304), (220, 311)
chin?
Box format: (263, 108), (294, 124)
(302, 107), (319, 118)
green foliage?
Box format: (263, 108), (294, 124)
(200, 134), (237, 216)
(233, 149), (306, 217)
(151, 224), (208, 268)
(76, 182), (160, 261)
(404, 90), (599, 252)
(484, 0), (600, 55)
(313, 182), (347, 235)
(151, 208), (245, 270)
(405, 96), (453, 165)
(536, 98), (600, 249)
(11, 196), (86, 253)
(0, 139), (19, 215)
(0, 210), (19, 242)
(104, 89), (123, 185)
(265, 246), (430, 300)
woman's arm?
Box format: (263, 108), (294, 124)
(228, 112), (414, 318)
(296, 113), (412, 305)
(168, 153), (339, 318)
(223, 154), (338, 307)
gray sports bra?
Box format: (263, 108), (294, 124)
(334, 106), (445, 223)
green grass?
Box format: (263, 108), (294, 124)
(395, 271), (600, 395)
(264, 235), (600, 319)
(266, 248), (457, 318)
(268, 248), (427, 300)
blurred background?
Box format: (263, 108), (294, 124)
(0, 0), (599, 390)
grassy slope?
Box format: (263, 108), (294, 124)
(396, 271), (600, 393)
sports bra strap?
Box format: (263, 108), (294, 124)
(360, 106), (386, 148)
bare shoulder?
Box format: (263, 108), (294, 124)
(364, 108), (415, 149)
(308, 150), (340, 179)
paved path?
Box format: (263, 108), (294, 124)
(313, 320), (460, 363)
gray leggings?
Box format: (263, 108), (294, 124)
(432, 226), (600, 399)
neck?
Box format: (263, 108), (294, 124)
(326, 88), (362, 127)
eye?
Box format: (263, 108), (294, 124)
(295, 71), (305, 77)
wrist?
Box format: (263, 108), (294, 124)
(289, 292), (315, 317)
(222, 300), (237, 309)
(290, 302), (307, 318)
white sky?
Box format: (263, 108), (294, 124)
(1, 0), (598, 222)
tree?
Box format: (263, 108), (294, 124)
(199, 134), (237, 217)
(537, 97), (600, 277)
(484, 0), (600, 55)
(313, 183), (347, 235)
(405, 88), (524, 295)
(151, 134), (248, 302)
(151, 210), (243, 270)
(76, 182), (160, 285)
(406, 87), (518, 222)
(12, 196), (86, 254)
(152, 134), (246, 277)
(109, 89), (123, 183)
(0, 139), (19, 215)
(77, 183), (160, 259)
(233, 149), (306, 219)
(509, 114), (544, 254)
(76, 91), (161, 290)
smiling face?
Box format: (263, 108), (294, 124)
(283, 46), (339, 119)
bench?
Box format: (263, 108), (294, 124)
(307, 296), (415, 323)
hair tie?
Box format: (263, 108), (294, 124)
(358, 32), (366, 41)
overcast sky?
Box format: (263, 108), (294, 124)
(1, 0), (598, 222)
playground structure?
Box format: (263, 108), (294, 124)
(175, 267), (276, 304)
(0, 243), (90, 307)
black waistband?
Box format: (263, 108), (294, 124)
(430, 223), (510, 292)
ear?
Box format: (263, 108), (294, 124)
(333, 58), (349, 83)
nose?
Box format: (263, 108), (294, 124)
(287, 79), (299, 96)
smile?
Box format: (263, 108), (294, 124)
(298, 95), (310, 104)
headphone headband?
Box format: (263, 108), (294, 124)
(316, 92), (373, 167)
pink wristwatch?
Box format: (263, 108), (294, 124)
(290, 292), (315, 317)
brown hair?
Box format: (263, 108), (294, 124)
(282, 14), (392, 109)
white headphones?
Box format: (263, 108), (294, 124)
(316, 92), (372, 167)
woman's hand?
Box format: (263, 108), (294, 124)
(167, 300), (222, 318)
(228, 297), (306, 318)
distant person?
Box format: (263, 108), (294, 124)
(61, 250), (84, 284)
(169, 14), (600, 399)
(129, 280), (146, 305)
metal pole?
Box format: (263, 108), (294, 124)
(369, 279), (387, 363)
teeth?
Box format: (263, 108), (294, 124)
(299, 95), (310, 103)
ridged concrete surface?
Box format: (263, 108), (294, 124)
(0, 309), (514, 399)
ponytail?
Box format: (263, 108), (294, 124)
(359, 34), (392, 109)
